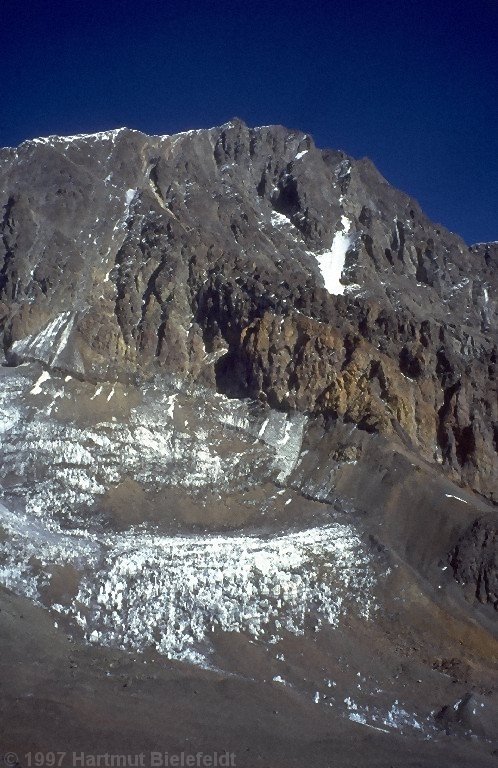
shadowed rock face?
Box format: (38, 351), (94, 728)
(451, 517), (498, 609)
(1, 120), (496, 502)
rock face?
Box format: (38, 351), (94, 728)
(0, 119), (497, 502)
(450, 517), (498, 609)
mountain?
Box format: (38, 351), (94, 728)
(0, 120), (497, 765)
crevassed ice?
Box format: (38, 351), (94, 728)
(0, 375), (306, 525)
(0, 388), (21, 437)
(0, 372), (380, 667)
(78, 522), (377, 662)
(0, 497), (379, 665)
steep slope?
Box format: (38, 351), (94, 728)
(0, 121), (497, 764)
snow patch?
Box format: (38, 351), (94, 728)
(445, 493), (468, 504)
(125, 188), (137, 206)
(30, 370), (51, 395)
(12, 312), (76, 368)
(271, 211), (292, 228)
(314, 217), (353, 295)
(20, 128), (129, 149)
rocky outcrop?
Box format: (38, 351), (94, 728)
(450, 517), (498, 609)
(0, 120), (497, 500)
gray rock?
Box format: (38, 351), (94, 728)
(450, 517), (498, 608)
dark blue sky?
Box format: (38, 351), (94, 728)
(1, 0), (497, 244)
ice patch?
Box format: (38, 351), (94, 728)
(271, 211), (291, 228)
(445, 493), (468, 504)
(341, 694), (428, 735)
(314, 217), (353, 295)
(0, 405), (20, 436)
(125, 188), (137, 206)
(30, 370), (51, 395)
(11, 312), (76, 368)
(165, 394), (176, 419)
(385, 701), (423, 731)
(90, 385), (103, 400)
(260, 411), (306, 482)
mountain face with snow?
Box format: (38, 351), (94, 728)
(1, 120), (497, 500)
(0, 121), (497, 764)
